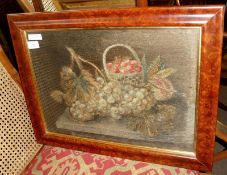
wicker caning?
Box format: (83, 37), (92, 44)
(0, 62), (42, 175)
(27, 0), (57, 11)
(103, 44), (144, 86)
(42, 0), (57, 11)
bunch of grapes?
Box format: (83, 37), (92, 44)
(120, 85), (156, 116)
(69, 76), (157, 121)
(69, 98), (97, 121)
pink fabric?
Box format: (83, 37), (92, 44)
(24, 145), (199, 175)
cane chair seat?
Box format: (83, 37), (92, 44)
(0, 48), (42, 174)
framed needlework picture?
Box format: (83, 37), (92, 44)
(8, 6), (224, 171)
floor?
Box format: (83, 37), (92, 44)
(212, 85), (227, 175)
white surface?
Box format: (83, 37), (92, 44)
(28, 34), (42, 41)
(27, 41), (40, 49)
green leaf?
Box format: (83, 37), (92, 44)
(148, 56), (161, 76)
(141, 54), (148, 83)
(156, 68), (176, 78)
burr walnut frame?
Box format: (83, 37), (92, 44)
(8, 6), (224, 172)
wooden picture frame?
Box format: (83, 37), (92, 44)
(8, 6), (224, 171)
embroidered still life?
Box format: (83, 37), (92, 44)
(50, 44), (177, 137)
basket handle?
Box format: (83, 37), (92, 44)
(103, 44), (141, 80)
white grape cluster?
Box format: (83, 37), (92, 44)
(69, 98), (97, 121)
(69, 76), (157, 121)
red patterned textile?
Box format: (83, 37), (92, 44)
(24, 145), (199, 175)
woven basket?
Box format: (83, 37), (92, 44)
(103, 44), (144, 86)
